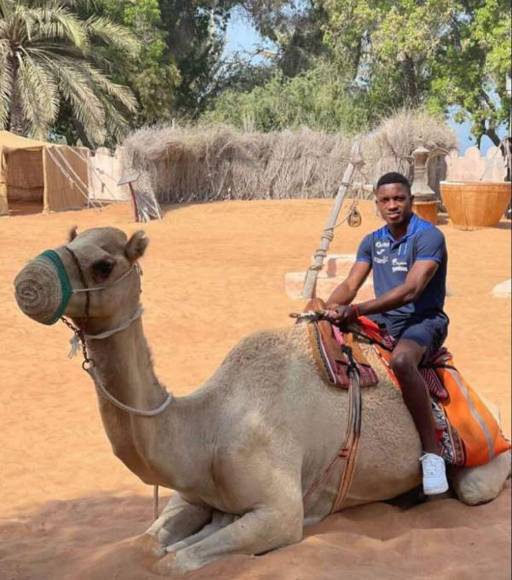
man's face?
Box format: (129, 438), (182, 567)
(375, 183), (413, 227)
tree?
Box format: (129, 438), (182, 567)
(158, 0), (240, 117)
(203, 61), (370, 132)
(428, 0), (511, 146)
(0, 0), (138, 145)
(80, 0), (181, 127)
(240, 1), (329, 77)
(321, 0), (511, 146)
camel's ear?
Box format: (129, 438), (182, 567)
(125, 230), (149, 262)
(68, 226), (78, 242)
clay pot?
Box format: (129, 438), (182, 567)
(440, 181), (511, 230)
(413, 200), (438, 225)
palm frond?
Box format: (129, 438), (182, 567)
(17, 53), (58, 137)
(0, 0), (13, 20)
(100, 97), (132, 143)
(84, 16), (140, 57)
(0, 40), (14, 128)
(43, 55), (106, 144)
(78, 62), (137, 112)
(24, 4), (88, 50)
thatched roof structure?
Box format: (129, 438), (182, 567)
(122, 111), (457, 204)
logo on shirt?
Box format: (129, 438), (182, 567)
(376, 248), (386, 255)
(375, 241), (390, 249)
(374, 256), (389, 264)
(391, 258), (408, 273)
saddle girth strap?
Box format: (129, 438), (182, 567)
(331, 352), (362, 512)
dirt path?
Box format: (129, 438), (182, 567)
(1, 200), (510, 579)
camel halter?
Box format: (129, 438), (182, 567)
(49, 245), (173, 418)
(55, 247), (171, 521)
(36, 247), (140, 323)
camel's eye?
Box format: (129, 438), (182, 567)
(91, 259), (115, 281)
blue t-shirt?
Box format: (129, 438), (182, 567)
(356, 213), (448, 333)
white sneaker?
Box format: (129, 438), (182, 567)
(420, 453), (449, 495)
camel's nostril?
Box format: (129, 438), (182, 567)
(14, 258), (65, 325)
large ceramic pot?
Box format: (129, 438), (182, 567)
(440, 181), (511, 230)
(413, 200), (438, 225)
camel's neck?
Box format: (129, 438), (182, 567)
(83, 312), (191, 487)
(86, 315), (167, 413)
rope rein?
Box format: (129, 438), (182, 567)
(62, 312), (173, 417)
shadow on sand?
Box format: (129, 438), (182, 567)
(0, 482), (509, 580)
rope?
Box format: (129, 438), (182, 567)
(302, 355), (361, 510)
(67, 146), (128, 202)
(63, 306), (174, 418)
(154, 485), (160, 520)
(68, 305), (143, 356)
(84, 306), (143, 339)
(87, 365), (173, 417)
(71, 264), (139, 294)
(46, 147), (92, 202)
(45, 147), (103, 211)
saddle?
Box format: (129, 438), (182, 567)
(300, 298), (510, 470)
(302, 298), (379, 388)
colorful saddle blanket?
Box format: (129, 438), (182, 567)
(303, 299), (511, 468)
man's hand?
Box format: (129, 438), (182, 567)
(324, 304), (360, 326)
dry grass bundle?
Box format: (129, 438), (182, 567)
(121, 111), (457, 204)
(362, 110), (458, 192)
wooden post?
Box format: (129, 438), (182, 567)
(302, 142), (364, 299)
(118, 172), (141, 222)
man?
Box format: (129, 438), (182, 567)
(325, 171), (449, 495)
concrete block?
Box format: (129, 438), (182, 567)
(285, 271), (323, 300)
(492, 279), (511, 298)
(285, 270), (374, 301)
(325, 254), (357, 277)
(315, 277), (374, 302)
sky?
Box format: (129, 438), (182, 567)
(224, 13), (505, 154)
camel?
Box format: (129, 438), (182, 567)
(14, 226), (511, 576)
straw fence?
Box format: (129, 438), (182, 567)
(122, 111), (457, 204)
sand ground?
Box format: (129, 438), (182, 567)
(0, 199), (510, 579)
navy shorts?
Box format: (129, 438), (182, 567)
(375, 313), (449, 362)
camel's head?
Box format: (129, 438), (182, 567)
(14, 227), (148, 326)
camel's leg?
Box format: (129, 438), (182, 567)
(134, 493), (212, 556)
(153, 493), (303, 575)
(165, 511), (237, 553)
(452, 451), (511, 505)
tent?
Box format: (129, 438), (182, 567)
(0, 131), (90, 216)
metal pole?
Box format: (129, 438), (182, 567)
(302, 142), (364, 299)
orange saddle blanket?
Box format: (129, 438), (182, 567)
(302, 299), (510, 468)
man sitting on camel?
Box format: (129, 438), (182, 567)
(325, 171), (449, 495)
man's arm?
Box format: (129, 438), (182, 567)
(326, 260), (439, 324)
(358, 260), (438, 317)
(326, 261), (372, 307)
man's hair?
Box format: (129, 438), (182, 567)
(376, 172), (411, 194)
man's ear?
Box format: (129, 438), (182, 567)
(68, 226), (78, 242)
(125, 230), (149, 262)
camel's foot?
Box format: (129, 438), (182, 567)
(452, 451), (511, 505)
(152, 552), (191, 576)
(165, 511), (237, 553)
(131, 533), (166, 558)
(145, 494), (212, 548)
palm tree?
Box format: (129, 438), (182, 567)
(0, 0), (139, 145)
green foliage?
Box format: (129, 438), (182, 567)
(321, 0), (511, 145)
(0, 0), (138, 145)
(104, 0), (180, 125)
(427, 0), (511, 145)
(203, 61), (370, 132)
(158, 1), (240, 117)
